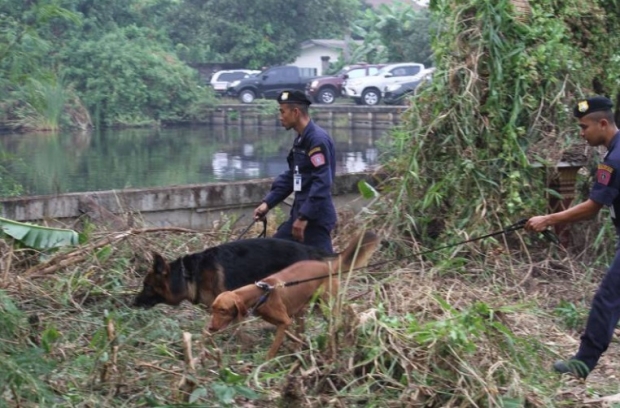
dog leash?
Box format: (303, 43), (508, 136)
(363, 217), (558, 271)
(236, 218), (267, 241)
(254, 218), (559, 289)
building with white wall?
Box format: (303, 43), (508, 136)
(292, 39), (362, 76)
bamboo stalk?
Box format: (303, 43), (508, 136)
(177, 331), (197, 402)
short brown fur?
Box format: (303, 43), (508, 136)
(207, 231), (379, 359)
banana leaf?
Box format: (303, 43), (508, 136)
(0, 216), (78, 250)
(357, 179), (380, 199)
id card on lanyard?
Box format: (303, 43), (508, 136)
(294, 166), (302, 192)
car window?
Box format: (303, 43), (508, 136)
(347, 68), (366, 79)
(368, 67), (380, 75)
(218, 72), (247, 82)
(404, 65), (421, 76)
(391, 67), (408, 77)
(282, 67), (298, 79)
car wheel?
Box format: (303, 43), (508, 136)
(361, 89), (380, 106)
(318, 88), (336, 104)
(239, 89), (255, 104)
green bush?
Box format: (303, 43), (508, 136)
(59, 25), (212, 127)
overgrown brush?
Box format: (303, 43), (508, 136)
(378, 0), (620, 250)
(0, 216), (617, 407)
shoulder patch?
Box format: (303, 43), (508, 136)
(597, 164), (614, 186)
(308, 146), (322, 156)
(310, 153), (326, 167)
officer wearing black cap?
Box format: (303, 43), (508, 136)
(526, 95), (620, 378)
(253, 90), (337, 252)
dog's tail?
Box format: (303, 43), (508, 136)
(332, 230), (380, 272)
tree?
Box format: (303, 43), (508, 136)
(167, 0), (362, 67)
(352, 3), (434, 66)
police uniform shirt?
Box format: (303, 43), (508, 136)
(263, 120), (336, 226)
(590, 131), (620, 227)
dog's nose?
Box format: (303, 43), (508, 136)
(207, 325), (218, 332)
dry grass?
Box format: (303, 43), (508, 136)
(1, 216), (619, 407)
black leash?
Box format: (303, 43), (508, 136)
(363, 218), (533, 271)
(257, 218), (559, 289)
(236, 218), (267, 241)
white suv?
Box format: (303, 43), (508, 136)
(210, 70), (260, 95)
(342, 63), (426, 105)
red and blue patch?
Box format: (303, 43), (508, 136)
(310, 153), (325, 167)
(597, 164), (613, 186)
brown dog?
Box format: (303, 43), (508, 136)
(207, 231), (379, 359)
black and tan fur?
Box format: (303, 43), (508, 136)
(133, 237), (334, 308)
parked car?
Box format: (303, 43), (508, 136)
(210, 69), (260, 95)
(342, 63), (426, 106)
(305, 64), (384, 104)
(226, 66), (318, 103)
(382, 68), (435, 105)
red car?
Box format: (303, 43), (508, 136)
(305, 64), (385, 104)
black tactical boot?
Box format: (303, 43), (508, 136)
(553, 359), (589, 379)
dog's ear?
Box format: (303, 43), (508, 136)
(232, 294), (247, 320)
(152, 252), (168, 276)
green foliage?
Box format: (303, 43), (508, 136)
(59, 25), (208, 127)
(0, 216), (79, 249)
(554, 299), (587, 330)
(380, 0), (618, 245)
(352, 3), (434, 65)
(0, 291), (55, 405)
(167, 0), (362, 67)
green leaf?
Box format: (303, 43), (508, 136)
(0, 216), (78, 250)
(189, 387), (208, 403)
(357, 180), (379, 199)
(211, 383), (235, 404)
(41, 326), (61, 354)
(233, 385), (259, 400)
(219, 367), (243, 384)
(500, 396), (524, 408)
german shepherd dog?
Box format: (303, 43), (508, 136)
(133, 238), (333, 308)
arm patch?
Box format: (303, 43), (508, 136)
(597, 164), (614, 186)
(310, 153), (326, 167)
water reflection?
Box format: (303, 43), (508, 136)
(0, 125), (387, 196)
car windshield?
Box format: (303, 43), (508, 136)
(336, 67), (350, 76)
(375, 66), (394, 76)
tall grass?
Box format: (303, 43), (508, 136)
(11, 77), (67, 132)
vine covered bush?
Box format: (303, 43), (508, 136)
(380, 0), (620, 245)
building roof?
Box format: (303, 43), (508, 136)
(300, 39), (363, 50)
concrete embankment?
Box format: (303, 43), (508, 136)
(0, 172), (378, 230)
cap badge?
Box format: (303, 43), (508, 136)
(578, 100), (589, 113)
(281, 92), (289, 101)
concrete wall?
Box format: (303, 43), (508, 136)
(0, 172), (378, 230)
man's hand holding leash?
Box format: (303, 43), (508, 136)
(254, 202), (269, 221)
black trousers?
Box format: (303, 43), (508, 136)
(273, 218), (334, 253)
(575, 244), (620, 372)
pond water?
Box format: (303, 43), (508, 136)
(0, 125), (388, 197)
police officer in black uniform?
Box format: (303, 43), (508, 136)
(526, 96), (620, 378)
(253, 90), (337, 253)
